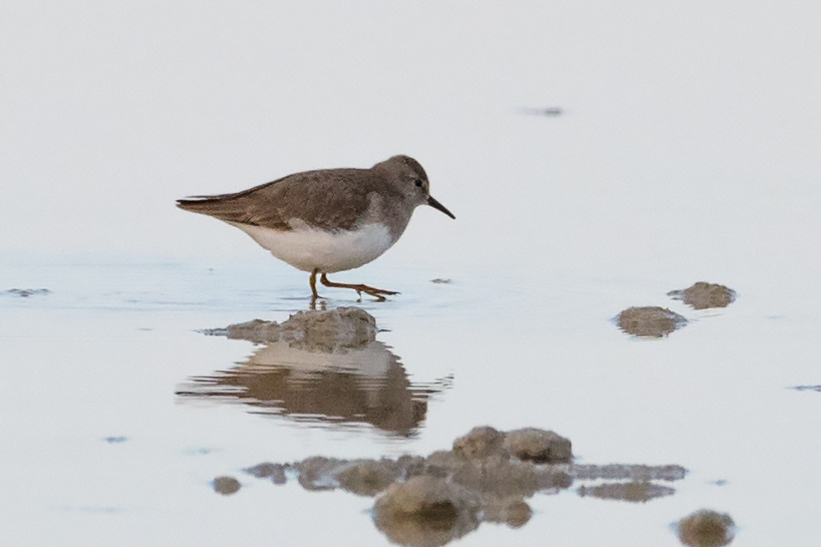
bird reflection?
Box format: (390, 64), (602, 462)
(176, 308), (449, 437)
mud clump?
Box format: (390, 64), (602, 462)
(283, 307), (377, 351)
(668, 282), (737, 310)
(374, 476), (480, 547)
(212, 476), (241, 495)
(202, 307), (376, 351)
(677, 509), (736, 547)
(243, 462), (288, 484)
(452, 426), (506, 459)
(423, 450), (569, 500)
(452, 426), (571, 464)
(375, 475), (479, 519)
(295, 456), (344, 491)
(503, 428), (572, 464)
(486, 499), (532, 528)
(338, 460), (403, 496)
(288, 457), (404, 495)
(617, 306), (688, 337)
(230, 426), (687, 545)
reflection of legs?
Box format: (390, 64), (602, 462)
(320, 273), (398, 301)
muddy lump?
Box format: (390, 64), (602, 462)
(617, 306), (688, 337)
(668, 282), (737, 310)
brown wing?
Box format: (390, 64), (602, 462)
(177, 168), (378, 232)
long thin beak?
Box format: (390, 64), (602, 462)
(427, 196), (455, 219)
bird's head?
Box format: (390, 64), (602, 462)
(375, 155), (455, 219)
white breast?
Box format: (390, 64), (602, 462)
(229, 221), (395, 273)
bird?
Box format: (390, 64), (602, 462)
(177, 155), (455, 301)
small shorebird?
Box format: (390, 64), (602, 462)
(177, 155), (454, 301)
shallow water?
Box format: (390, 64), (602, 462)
(2, 255), (821, 546)
(3, 1), (821, 545)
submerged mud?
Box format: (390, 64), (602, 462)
(668, 282), (737, 310)
(221, 426), (686, 546)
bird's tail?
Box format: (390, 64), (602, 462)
(176, 195), (223, 214)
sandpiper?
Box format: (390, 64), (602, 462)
(177, 155), (454, 301)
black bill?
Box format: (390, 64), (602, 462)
(427, 196), (456, 219)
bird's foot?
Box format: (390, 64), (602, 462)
(319, 273), (399, 302)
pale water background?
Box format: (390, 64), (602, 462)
(2, 2), (821, 546)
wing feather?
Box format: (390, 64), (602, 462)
(177, 168), (377, 232)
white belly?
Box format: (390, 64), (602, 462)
(229, 222), (395, 273)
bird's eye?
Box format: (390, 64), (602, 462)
(414, 179), (423, 187)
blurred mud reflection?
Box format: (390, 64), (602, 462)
(176, 307), (449, 436)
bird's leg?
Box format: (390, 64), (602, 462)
(309, 269), (320, 304)
(319, 273), (399, 302)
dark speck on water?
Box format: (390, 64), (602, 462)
(790, 385), (821, 392)
(104, 436), (128, 444)
(5, 288), (51, 297)
(519, 107), (563, 116)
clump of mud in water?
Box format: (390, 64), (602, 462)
(228, 426), (686, 546)
(668, 282), (737, 310)
(503, 428), (572, 464)
(676, 509), (736, 546)
(200, 306), (376, 351)
(616, 306), (688, 337)
(338, 460), (404, 496)
(242, 462), (288, 484)
(374, 476), (481, 546)
(452, 426), (505, 459)
(212, 476), (241, 495)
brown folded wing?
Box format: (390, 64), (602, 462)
(177, 168), (377, 232)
